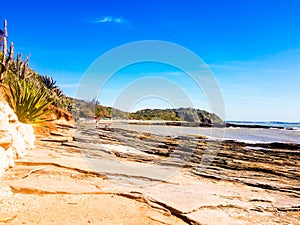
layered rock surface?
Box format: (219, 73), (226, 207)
(0, 122), (299, 224)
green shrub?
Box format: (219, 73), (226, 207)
(4, 80), (53, 125)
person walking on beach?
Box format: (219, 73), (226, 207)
(95, 119), (99, 130)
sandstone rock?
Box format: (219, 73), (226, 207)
(0, 131), (12, 150)
(14, 123), (35, 158)
(0, 101), (35, 177)
(5, 147), (14, 168)
(0, 147), (9, 177)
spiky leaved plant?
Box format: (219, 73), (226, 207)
(4, 80), (53, 125)
(54, 88), (64, 98)
(40, 75), (57, 90)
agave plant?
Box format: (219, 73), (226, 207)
(54, 88), (64, 98)
(40, 75), (57, 90)
(4, 80), (53, 125)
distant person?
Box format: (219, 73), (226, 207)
(95, 119), (99, 129)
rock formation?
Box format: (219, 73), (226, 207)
(131, 107), (223, 123)
(0, 101), (35, 177)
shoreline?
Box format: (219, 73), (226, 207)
(89, 118), (300, 130)
(91, 120), (300, 145)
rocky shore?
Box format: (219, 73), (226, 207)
(123, 120), (293, 129)
(1, 122), (299, 224)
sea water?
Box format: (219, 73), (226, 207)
(112, 122), (300, 144)
(226, 121), (300, 130)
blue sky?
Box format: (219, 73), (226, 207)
(2, 0), (300, 121)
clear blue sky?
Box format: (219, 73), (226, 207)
(2, 0), (300, 121)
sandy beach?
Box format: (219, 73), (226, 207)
(1, 1), (300, 224)
(1, 122), (299, 225)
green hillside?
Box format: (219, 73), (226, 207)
(74, 99), (223, 124)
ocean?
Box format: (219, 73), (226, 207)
(111, 121), (300, 144)
(226, 121), (300, 129)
